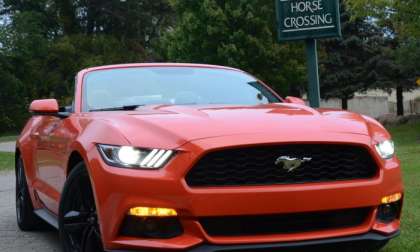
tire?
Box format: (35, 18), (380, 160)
(59, 162), (104, 252)
(15, 157), (46, 231)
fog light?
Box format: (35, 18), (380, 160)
(381, 193), (402, 204)
(128, 207), (178, 217)
(377, 203), (400, 223)
(120, 208), (183, 239)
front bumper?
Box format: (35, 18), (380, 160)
(107, 231), (400, 252)
(86, 133), (403, 251)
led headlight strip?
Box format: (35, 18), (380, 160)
(98, 144), (174, 169)
(142, 149), (174, 168)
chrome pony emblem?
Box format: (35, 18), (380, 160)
(275, 156), (312, 172)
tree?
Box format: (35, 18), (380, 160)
(0, 0), (174, 134)
(320, 6), (385, 110)
(0, 56), (28, 133)
(0, 7), (54, 133)
(162, 0), (306, 95)
(346, 0), (420, 115)
(373, 39), (419, 116)
(2, 0), (174, 60)
(346, 0), (420, 38)
(59, 0), (173, 59)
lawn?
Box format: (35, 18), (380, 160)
(383, 122), (420, 251)
(0, 135), (17, 142)
(0, 152), (14, 171)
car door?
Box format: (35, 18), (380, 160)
(32, 115), (74, 214)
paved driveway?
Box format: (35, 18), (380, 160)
(0, 141), (16, 152)
(0, 171), (61, 251)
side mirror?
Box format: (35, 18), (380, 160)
(30, 99), (59, 114)
(285, 96), (306, 106)
(29, 99), (69, 118)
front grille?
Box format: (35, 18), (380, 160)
(185, 144), (378, 187)
(200, 208), (371, 237)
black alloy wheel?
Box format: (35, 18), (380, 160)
(59, 163), (104, 252)
(16, 157), (45, 230)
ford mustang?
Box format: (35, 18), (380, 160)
(15, 63), (403, 252)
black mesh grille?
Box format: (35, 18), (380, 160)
(185, 144), (378, 187)
(200, 208), (371, 237)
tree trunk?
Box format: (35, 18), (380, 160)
(86, 2), (96, 34)
(396, 86), (404, 116)
(58, 1), (78, 34)
(341, 97), (348, 110)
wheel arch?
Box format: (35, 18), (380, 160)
(65, 148), (102, 220)
(15, 148), (21, 173)
(67, 151), (85, 177)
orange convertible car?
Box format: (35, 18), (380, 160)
(16, 63), (403, 252)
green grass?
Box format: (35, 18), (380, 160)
(0, 152), (14, 171)
(383, 122), (420, 251)
(0, 135), (17, 142)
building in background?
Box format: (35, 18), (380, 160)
(310, 87), (420, 118)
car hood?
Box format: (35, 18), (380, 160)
(88, 104), (372, 149)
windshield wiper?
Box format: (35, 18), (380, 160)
(90, 104), (145, 112)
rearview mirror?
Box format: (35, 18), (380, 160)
(285, 96), (306, 106)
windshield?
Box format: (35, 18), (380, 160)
(83, 67), (281, 111)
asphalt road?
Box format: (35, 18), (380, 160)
(0, 171), (61, 252)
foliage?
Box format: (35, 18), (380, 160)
(319, 4), (386, 109)
(344, 0), (419, 115)
(345, 0), (390, 21)
(346, 0), (420, 38)
(0, 0), (173, 133)
(374, 46), (416, 93)
(0, 57), (27, 132)
(162, 0), (306, 95)
(344, 0), (420, 84)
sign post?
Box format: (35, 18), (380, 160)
(305, 39), (320, 108)
(276, 0), (341, 108)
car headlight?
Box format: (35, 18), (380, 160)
(97, 144), (174, 169)
(375, 140), (395, 159)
